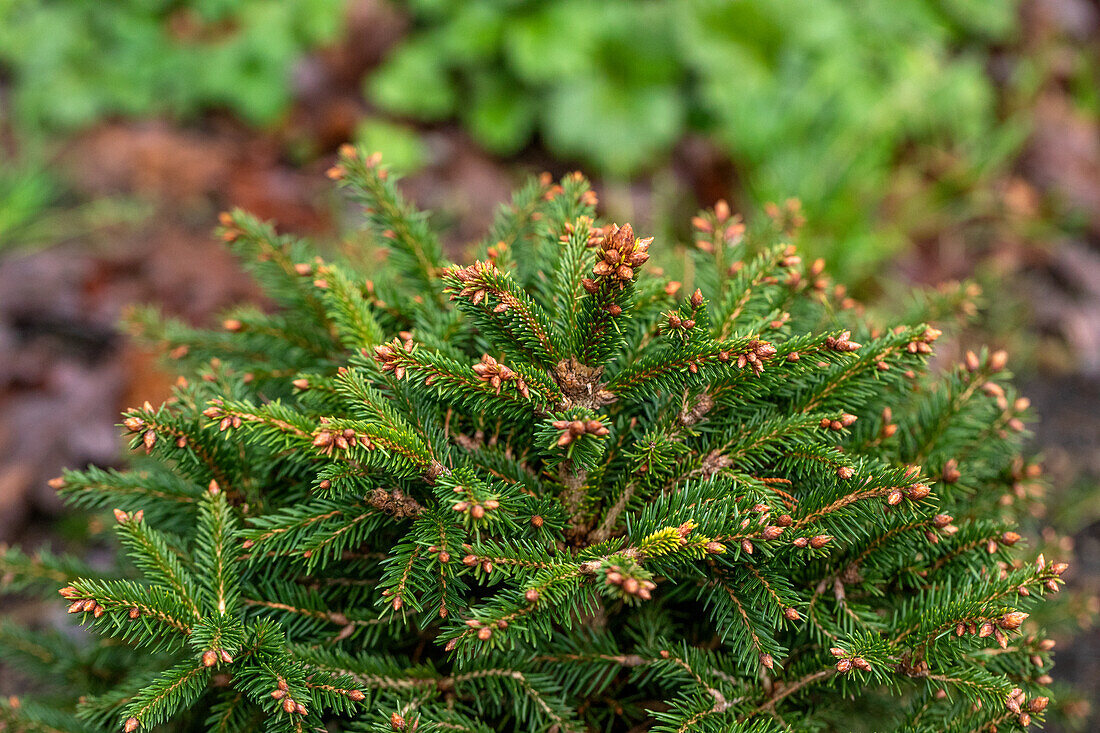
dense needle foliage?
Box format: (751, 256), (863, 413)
(0, 147), (1064, 732)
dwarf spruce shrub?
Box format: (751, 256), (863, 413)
(0, 147), (1065, 733)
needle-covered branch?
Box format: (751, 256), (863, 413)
(1, 162), (1068, 733)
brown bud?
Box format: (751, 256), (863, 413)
(1028, 696), (1048, 713)
(202, 650), (218, 667)
(760, 653), (774, 669)
(477, 627), (492, 641)
(907, 484), (930, 501)
(989, 350), (1008, 371)
(809, 535), (832, 549)
(837, 466), (854, 480)
(390, 713), (406, 730)
(999, 611), (1028, 630)
(531, 515), (544, 528)
(942, 459), (961, 484)
(784, 607), (800, 621)
(1000, 531), (1020, 546)
(690, 289), (704, 308)
(525, 589), (540, 603)
(835, 659), (852, 673)
(125, 718), (140, 733)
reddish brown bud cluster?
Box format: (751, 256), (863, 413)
(885, 482), (930, 507)
(486, 239), (508, 263)
(426, 545), (451, 564)
(587, 223), (651, 290)
(452, 497), (500, 521)
(829, 647), (871, 673)
(472, 354), (530, 398)
(955, 610), (1030, 649)
(218, 211), (240, 243)
(824, 331), (861, 352)
(447, 261), (503, 306)
(716, 339), (778, 376)
(965, 348), (1009, 373)
(389, 710), (419, 731)
(761, 524), (785, 540)
(941, 458), (961, 484)
(202, 648), (234, 667)
(551, 418), (609, 448)
(820, 413), (858, 432)
(764, 198), (805, 234)
(792, 535), (833, 549)
(691, 200), (744, 251)
(373, 337), (414, 380)
(271, 677), (307, 716)
(559, 216), (597, 246)
(462, 615), (507, 641)
(113, 508), (144, 524)
(665, 313), (695, 330)
(605, 565), (656, 601)
(1005, 686), (1046, 726)
(878, 406), (898, 439)
(65, 592), (106, 619)
(312, 425), (372, 455)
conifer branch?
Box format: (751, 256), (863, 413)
(14, 170), (1064, 733)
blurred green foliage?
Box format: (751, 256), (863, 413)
(369, 0), (1028, 274)
(0, 0), (347, 131)
(0, 148), (150, 255)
